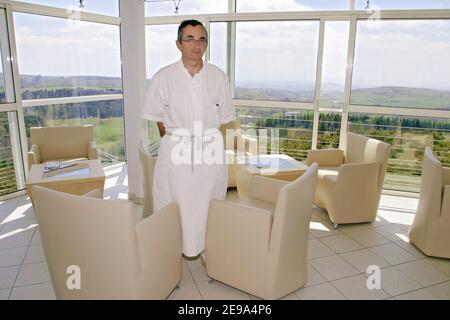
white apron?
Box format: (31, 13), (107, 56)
(152, 129), (228, 257)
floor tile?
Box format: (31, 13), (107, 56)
(396, 260), (449, 287)
(307, 239), (334, 260)
(196, 280), (251, 300)
(30, 228), (42, 246)
(0, 288), (10, 300)
(340, 249), (390, 273)
(168, 283), (202, 300)
(372, 224), (409, 242)
(304, 263), (327, 287)
(394, 240), (426, 259)
(319, 234), (364, 254)
(179, 261), (195, 287)
(23, 245), (47, 264)
(0, 218), (38, 234)
(343, 228), (391, 248)
(0, 247), (28, 268)
(15, 262), (51, 287)
(0, 229), (34, 250)
(369, 243), (418, 265)
(332, 274), (389, 300)
(0, 265), (20, 290)
(10, 282), (56, 300)
(309, 255), (359, 281)
(296, 283), (346, 300)
(379, 266), (422, 296)
(309, 220), (342, 238)
(185, 257), (210, 282)
(423, 257), (450, 277)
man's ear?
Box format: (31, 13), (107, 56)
(176, 40), (182, 51)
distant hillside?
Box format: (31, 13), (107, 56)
(351, 86), (450, 109)
(19, 74), (122, 89)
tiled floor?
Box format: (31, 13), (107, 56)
(0, 162), (449, 300)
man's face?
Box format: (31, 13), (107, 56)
(176, 25), (208, 61)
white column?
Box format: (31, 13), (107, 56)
(119, 0), (146, 201)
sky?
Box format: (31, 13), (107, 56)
(7, 0), (450, 91)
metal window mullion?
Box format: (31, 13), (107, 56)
(204, 18), (210, 62)
(6, 3), (27, 187)
(348, 105), (450, 119)
(312, 19), (325, 150)
(349, 0), (355, 10)
(229, 21), (236, 98)
(22, 94), (124, 108)
(339, 16), (357, 149)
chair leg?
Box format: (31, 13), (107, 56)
(208, 279), (216, 284)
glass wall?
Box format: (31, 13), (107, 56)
(237, 0), (349, 12)
(352, 19), (450, 110)
(235, 21), (320, 102)
(145, 0), (227, 17)
(14, 13), (122, 100)
(23, 100), (125, 164)
(356, 0), (450, 10)
(0, 9), (15, 104)
(17, 0), (119, 16)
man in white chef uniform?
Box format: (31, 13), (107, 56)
(143, 20), (235, 260)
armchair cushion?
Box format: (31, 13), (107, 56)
(306, 149), (344, 167)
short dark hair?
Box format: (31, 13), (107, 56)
(177, 19), (207, 41)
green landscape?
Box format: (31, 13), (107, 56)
(0, 74), (449, 195)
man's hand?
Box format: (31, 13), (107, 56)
(157, 122), (166, 137)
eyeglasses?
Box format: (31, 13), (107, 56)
(180, 38), (208, 46)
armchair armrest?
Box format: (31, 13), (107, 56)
(28, 145), (41, 170)
(206, 200), (272, 263)
(82, 189), (103, 198)
(88, 141), (98, 160)
(306, 149), (344, 167)
(248, 175), (289, 204)
(335, 162), (380, 197)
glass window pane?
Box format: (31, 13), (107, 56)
(23, 100), (125, 164)
(209, 22), (228, 77)
(0, 9), (15, 104)
(237, 106), (313, 161)
(320, 21), (349, 109)
(352, 20), (450, 110)
(357, 0), (450, 10)
(237, 0), (349, 12)
(14, 13), (122, 100)
(235, 21), (320, 102)
(317, 112), (341, 149)
(17, 0), (119, 16)
(145, 0), (228, 17)
(348, 113), (450, 193)
(0, 112), (22, 195)
(145, 24), (179, 79)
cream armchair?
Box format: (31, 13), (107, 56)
(409, 147), (450, 259)
(28, 125), (98, 170)
(31, 185), (182, 299)
(205, 164), (318, 300)
(220, 120), (257, 188)
(306, 132), (391, 225)
(139, 144), (156, 218)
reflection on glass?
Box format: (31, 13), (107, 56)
(320, 21), (349, 109)
(17, 0), (119, 16)
(145, 0), (227, 16)
(237, 106), (313, 161)
(145, 24), (179, 79)
(14, 13), (122, 100)
(348, 113), (450, 192)
(352, 20), (450, 110)
(24, 100), (125, 164)
(235, 21), (319, 102)
(237, 0), (349, 12)
(209, 22), (228, 76)
(0, 112), (20, 196)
